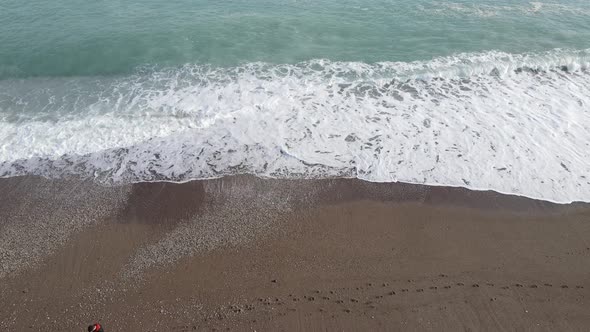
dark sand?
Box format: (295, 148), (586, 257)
(1, 176), (589, 331)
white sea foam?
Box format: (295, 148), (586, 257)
(1, 49), (589, 203)
(422, 1), (590, 17)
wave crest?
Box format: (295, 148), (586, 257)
(1, 49), (590, 203)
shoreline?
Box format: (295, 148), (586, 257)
(3, 162), (589, 206)
(1, 175), (589, 330)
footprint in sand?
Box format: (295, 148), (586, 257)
(457, 283), (464, 286)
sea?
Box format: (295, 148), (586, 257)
(1, 0), (589, 203)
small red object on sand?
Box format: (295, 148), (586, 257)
(88, 323), (103, 332)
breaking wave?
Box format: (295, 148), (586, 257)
(1, 49), (589, 203)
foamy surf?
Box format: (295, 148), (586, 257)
(1, 49), (589, 203)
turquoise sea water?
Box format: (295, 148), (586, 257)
(2, 0), (590, 77)
(1, 0), (590, 203)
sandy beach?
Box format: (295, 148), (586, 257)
(2, 0), (590, 331)
(1, 175), (589, 331)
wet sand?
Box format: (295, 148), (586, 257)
(1, 176), (589, 331)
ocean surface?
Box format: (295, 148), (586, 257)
(1, 0), (589, 203)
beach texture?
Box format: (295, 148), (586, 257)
(1, 176), (589, 331)
(1, 0), (590, 330)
